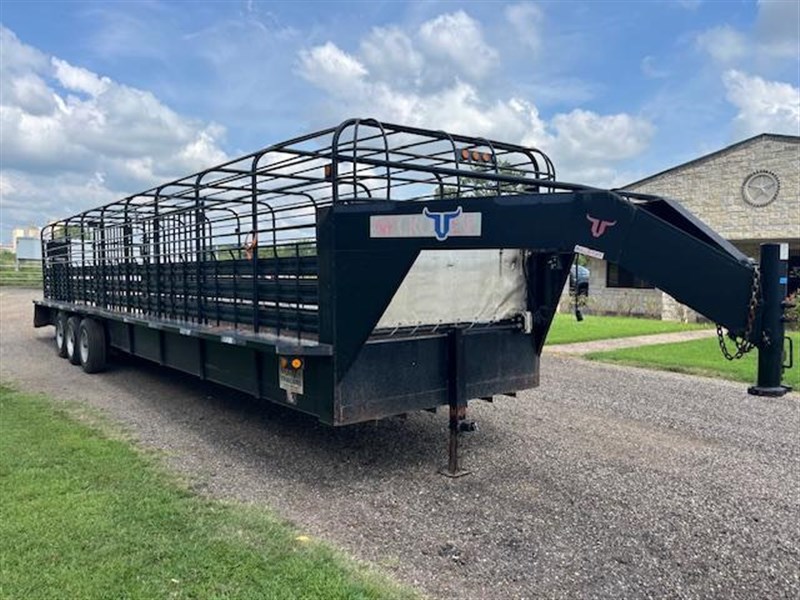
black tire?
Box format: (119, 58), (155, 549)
(55, 312), (69, 358)
(65, 316), (82, 365)
(78, 318), (107, 374)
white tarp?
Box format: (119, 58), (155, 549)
(377, 249), (527, 329)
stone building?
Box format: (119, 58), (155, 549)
(568, 133), (800, 321)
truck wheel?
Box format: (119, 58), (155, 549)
(55, 312), (69, 358)
(65, 316), (83, 365)
(78, 318), (107, 374)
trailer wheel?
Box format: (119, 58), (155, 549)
(65, 316), (83, 365)
(55, 312), (69, 358)
(78, 318), (107, 374)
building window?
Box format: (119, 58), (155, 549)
(789, 256), (800, 297)
(606, 262), (654, 289)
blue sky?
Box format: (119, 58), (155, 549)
(1, 0), (798, 243)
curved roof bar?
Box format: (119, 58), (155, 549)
(51, 118), (563, 226)
(435, 129), (461, 198)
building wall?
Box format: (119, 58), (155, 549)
(626, 136), (799, 242)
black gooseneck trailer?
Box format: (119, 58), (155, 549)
(34, 118), (793, 474)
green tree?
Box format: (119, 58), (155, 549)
(435, 160), (531, 199)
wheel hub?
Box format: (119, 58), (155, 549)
(80, 329), (89, 364)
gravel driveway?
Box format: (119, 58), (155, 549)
(2, 288), (798, 599)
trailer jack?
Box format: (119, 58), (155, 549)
(748, 244), (793, 397)
(440, 328), (473, 477)
(440, 406), (475, 478)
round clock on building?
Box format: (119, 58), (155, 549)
(742, 170), (780, 207)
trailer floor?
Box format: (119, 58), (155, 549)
(2, 287), (798, 600)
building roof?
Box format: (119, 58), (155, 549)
(625, 133), (800, 189)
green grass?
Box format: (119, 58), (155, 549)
(0, 384), (415, 600)
(585, 333), (800, 387)
(545, 313), (710, 346)
(0, 251), (42, 287)
(0, 265), (42, 287)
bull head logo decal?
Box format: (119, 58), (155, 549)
(423, 206), (463, 241)
(586, 214), (617, 238)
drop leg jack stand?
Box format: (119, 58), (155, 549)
(440, 328), (473, 477)
(748, 244), (792, 398)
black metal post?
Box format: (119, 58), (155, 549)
(440, 328), (471, 477)
(194, 176), (205, 325)
(153, 195), (161, 319)
(251, 164), (260, 334)
(749, 243), (791, 397)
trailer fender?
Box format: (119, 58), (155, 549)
(34, 303), (55, 328)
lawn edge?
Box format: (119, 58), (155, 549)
(0, 381), (420, 600)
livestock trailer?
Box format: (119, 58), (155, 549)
(35, 119), (793, 473)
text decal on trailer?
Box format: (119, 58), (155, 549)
(370, 206), (482, 241)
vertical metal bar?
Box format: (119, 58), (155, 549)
(181, 216), (189, 321)
(123, 210), (132, 313)
(80, 216), (87, 305)
(153, 192), (161, 319)
(100, 211), (108, 308)
(215, 248), (221, 326)
(251, 158), (261, 333)
(295, 242), (301, 339)
(194, 175), (205, 325)
(64, 218), (73, 303)
(144, 223), (150, 316)
(39, 228), (47, 299)
(274, 216), (281, 337)
(232, 228), (239, 330)
(749, 243), (791, 396)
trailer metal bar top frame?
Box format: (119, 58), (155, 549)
(35, 117), (792, 473)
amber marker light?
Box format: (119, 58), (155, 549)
(460, 148), (470, 160)
(280, 357), (288, 369)
(291, 358), (303, 370)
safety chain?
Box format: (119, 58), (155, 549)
(716, 266), (761, 361)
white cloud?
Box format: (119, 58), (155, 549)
(550, 110), (655, 162)
(296, 29), (654, 188)
(697, 2), (798, 66)
(294, 9), (656, 186)
(5, 73), (56, 115)
(298, 41), (368, 95)
(755, 0), (800, 60)
(504, 3), (544, 53)
(418, 11), (498, 80)
(51, 58), (111, 96)
(360, 27), (424, 86)
(723, 70), (800, 137)
(0, 26), (48, 75)
(0, 26), (228, 240)
(696, 25), (748, 64)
